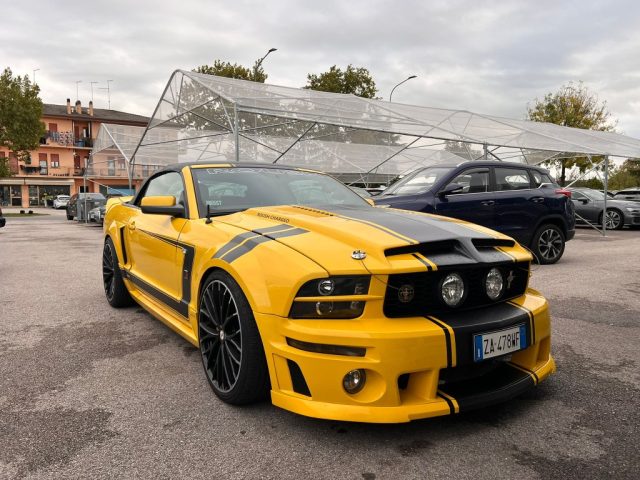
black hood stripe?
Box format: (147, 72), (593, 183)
(315, 205), (497, 246)
(214, 227), (309, 264)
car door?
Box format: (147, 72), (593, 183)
(571, 191), (600, 223)
(434, 167), (496, 229)
(492, 167), (547, 243)
(125, 170), (189, 303)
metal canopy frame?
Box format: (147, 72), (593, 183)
(128, 70), (640, 186)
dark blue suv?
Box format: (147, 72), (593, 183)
(374, 161), (575, 264)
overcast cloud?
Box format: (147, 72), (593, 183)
(2, 0), (640, 138)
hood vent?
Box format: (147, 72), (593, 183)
(291, 205), (335, 216)
(385, 240), (458, 258)
(472, 238), (515, 249)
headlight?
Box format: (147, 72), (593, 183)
(440, 272), (465, 307)
(290, 276), (370, 319)
(485, 267), (504, 300)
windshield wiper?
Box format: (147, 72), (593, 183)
(205, 206), (246, 223)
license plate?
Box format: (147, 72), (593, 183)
(474, 324), (526, 362)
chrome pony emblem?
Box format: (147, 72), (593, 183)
(351, 250), (367, 260)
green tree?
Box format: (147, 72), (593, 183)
(527, 81), (617, 186)
(0, 68), (44, 176)
(194, 59), (268, 83)
(304, 65), (378, 98)
(608, 159), (640, 190)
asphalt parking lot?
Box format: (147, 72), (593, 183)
(1, 210), (638, 480)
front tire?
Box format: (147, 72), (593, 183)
(102, 237), (134, 307)
(198, 270), (269, 405)
(531, 224), (565, 265)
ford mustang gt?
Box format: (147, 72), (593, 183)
(102, 163), (555, 423)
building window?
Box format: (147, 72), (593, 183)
(39, 159), (48, 175)
(50, 154), (60, 168)
(48, 123), (58, 133)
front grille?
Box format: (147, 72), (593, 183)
(383, 261), (529, 317)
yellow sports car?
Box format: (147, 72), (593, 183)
(102, 163), (555, 423)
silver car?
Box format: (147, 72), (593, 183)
(570, 188), (640, 229)
(52, 195), (70, 209)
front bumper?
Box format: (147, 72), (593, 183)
(255, 289), (554, 423)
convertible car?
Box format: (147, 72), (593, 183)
(102, 163), (555, 423)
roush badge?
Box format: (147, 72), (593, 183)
(398, 284), (415, 303)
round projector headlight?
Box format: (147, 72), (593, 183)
(485, 268), (504, 300)
(440, 273), (465, 307)
(318, 279), (335, 295)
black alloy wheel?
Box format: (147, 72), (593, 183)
(531, 224), (565, 265)
(102, 238), (134, 307)
(198, 271), (269, 405)
(602, 209), (624, 230)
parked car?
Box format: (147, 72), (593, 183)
(66, 193), (107, 220)
(374, 161), (575, 264)
(613, 188), (640, 202)
(569, 187), (640, 229)
(88, 205), (107, 225)
(52, 195), (71, 209)
(102, 162), (555, 423)
(0, 206), (5, 228)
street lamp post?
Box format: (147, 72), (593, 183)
(33, 68), (40, 84)
(389, 75), (417, 102)
(253, 47), (277, 80)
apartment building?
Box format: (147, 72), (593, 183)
(0, 99), (149, 208)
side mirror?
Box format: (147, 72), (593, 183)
(579, 198), (589, 205)
(140, 195), (185, 217)
(438, 183), (464, 197)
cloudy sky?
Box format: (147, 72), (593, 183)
(3, 0), (640, 137)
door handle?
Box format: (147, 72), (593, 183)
(128, 221), (136, 230)
(530, 197), (545, 203)
(481, 200), (495, 206)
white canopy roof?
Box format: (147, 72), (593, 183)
(118, 70), (640, 182)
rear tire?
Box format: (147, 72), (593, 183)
(102, 237), (135, 307)
(601, 209), (624, 230)
(198, 270), (270, 405)
(531, 224), (565, 265)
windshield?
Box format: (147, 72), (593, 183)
(383, 167), (453, 196)
(191, 167), (368, 216)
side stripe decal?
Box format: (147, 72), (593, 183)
(214, 226), (309, 263)
(122, 269), (189, 318)
(131, 228), (195, 316)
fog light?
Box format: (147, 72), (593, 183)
(343, 369), (366, 394)
(485, 267), (504, 300)
(440, 272), (465, 307)
(315, 301), (334, 316)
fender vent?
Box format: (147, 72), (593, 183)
(287, 359), (311, 397)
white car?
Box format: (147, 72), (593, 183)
(52, 195), (70, 209)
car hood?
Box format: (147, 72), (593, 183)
(215, 204), (531, 273)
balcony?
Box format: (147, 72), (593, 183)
(18, 165), (77, 177)
(40, 131), (94, 148)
